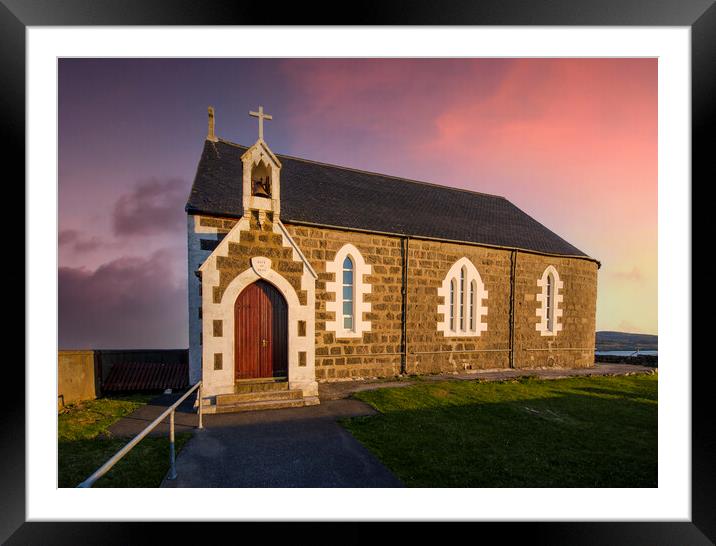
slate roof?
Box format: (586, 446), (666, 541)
(186, 139), (594, 260)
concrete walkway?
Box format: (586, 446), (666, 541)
(160, 399), (403, 488)
(107, 392), (198, 438)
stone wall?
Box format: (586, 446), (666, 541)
(405, 239), (512, 374)
(513, 253), (598, 368)
(284, 224), (403, 380)
(286, 223), (598, 378)
(193, 215), (598, 382)
(211, 212), (306, 307)
(187, 215), (237, 384)
(191, 213), (306, 307)
(58, 350), (99, 411)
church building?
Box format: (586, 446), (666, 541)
(186, 106), (599, 413)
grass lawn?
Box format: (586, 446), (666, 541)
(342, 373), (657, 487)
(58, 394), (192, 488)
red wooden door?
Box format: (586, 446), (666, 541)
(234, 280), (288, 380)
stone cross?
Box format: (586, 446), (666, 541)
(249, 105), (273, 141)
(207, 106), (218, 142)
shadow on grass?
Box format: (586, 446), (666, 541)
(343, 390), (657, 488)
(58, 433), (192, 488)
(58, 392), (195, 488)
(103, 390), (197, 411)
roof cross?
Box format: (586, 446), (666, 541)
(249, 105), (273, 141)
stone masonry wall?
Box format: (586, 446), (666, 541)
(285, 223), (598, 379)
(513, 253), (598, 368)
(195, 216), (598, 381)
(284, 224), (403, 380)
(405, 239), (512, 374)
(202, 213), (307, 307)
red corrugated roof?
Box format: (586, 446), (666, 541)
(102, 361), (189, 392)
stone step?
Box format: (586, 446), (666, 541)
(233, 379), (289, 394)
(213, 397), (306, 414)
(216, 389), (303, 406)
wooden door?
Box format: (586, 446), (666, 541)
(234, 280), (288, 380)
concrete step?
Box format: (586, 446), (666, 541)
(216, 389), (303, 406)
(213, 397), (306, 414)
(233, 379), (289, 394)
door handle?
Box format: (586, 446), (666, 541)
(261, 339), (268, 347)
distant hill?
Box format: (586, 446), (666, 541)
(596, 331), (658, 351)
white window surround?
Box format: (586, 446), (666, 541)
(437, 257), (488, 337)
(326, 243), (372, 338)
(536, 265), (564, 336)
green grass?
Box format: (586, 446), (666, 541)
(58, 394), (192, 488)
(59, 394), (153, 441)
(342, 373), (657, 488)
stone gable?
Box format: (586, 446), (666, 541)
(205, 214), (307, 306)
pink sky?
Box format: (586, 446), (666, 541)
(59, 58), (657, 348)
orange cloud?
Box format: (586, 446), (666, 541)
(611, 267), (644, 283)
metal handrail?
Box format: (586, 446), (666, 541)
(77, 381), (203, 488)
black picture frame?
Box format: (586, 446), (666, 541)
(3, 1), (713, 543)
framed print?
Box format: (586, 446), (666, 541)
(3, 0), (714, 543)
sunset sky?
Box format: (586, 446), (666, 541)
(58, 58), (657, 349)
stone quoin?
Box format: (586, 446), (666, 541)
(186, 106), (599, 412)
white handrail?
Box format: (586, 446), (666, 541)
(77, 381), (203, 488)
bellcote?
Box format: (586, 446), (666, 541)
(241, 105), (281, 220)
(205, 105), (282, 223)
(241, 138), (282, 220)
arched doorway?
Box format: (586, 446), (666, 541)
(234, 280), (288, 380)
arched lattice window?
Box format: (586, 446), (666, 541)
(342, 256), (354, 330)
(459, 266), (466, 330)
(537, 266), (563, 336)
(469, 279), (477, 331)
(546, 273), (554, 331)
(449, 278), (456, 330)
(438, 257), (488, 337)
(326, 244), (372, 338)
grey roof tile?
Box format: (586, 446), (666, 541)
(186, 139), (593, 260)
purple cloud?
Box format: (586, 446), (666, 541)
(112, 178), (188, 237)
(59, 230), (79, 246)
(58, 249), (187, 349)
(59, 229), (104, 254)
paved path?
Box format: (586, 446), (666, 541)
(160, 399), (403, 488)
(108, 392), (198, 438)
